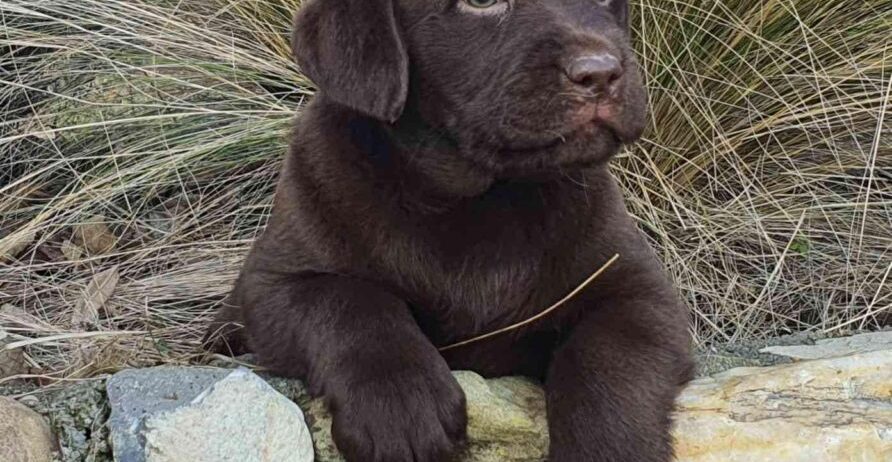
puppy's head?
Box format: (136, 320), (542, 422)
(293, 0), (647, 174)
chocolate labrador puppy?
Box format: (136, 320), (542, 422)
(207, 0), (693, 460)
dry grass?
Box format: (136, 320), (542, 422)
(0, 0), (890, 385)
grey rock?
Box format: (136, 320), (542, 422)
(143, 368), (313, 462)
(107, 366), (312, 462)
(760, 331), (892, 360)
(107, 366), (229, 462)
(0, 396), (57, 462)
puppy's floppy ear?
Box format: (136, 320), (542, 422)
(293, 0), (409, 123)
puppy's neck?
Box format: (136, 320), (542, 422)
(353, 113), (495, 210)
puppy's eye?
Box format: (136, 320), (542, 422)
(465, 0), (500, 7)
(457, 0), (509, 15)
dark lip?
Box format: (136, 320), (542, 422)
(491, 125), (623, 176)
(500, 121), (621, 154)
(501, 137), (563, 154)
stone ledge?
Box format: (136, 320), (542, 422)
(292, 348), (892, 461)
(4, 336), (890, 462)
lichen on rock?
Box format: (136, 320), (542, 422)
(39, 381), (112, 462)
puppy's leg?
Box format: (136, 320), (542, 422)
(241, 273), (466, 462)
(545, 283), (693, 462)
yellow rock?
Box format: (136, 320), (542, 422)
(457, 371), (549, 462)
(673, 350), (892, 462)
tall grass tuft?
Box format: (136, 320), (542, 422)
(1, 0), (890, 383)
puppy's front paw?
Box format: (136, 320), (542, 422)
(329, 363), (467, 462)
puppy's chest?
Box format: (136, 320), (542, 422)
(397, 243), (551, 343)
(378, 205), (583, 342)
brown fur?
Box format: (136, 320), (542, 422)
(206, 0), (694, 460)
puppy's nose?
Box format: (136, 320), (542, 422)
(565, 53), (622, 92)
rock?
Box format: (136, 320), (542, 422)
(107, 367), (312, 462)
(0, 396), (57, 462)
(294, 371), (548, 462)
(759, 331), (892, 360)
(143, 369), (313, 462)
(97, 337), (892, 462)
(456, 371), (548, 462)
(673, 349), (892, 461)
(107, 367), (229, 462)
(694, 351), (776, 377)
(303, 346), (892, 462)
